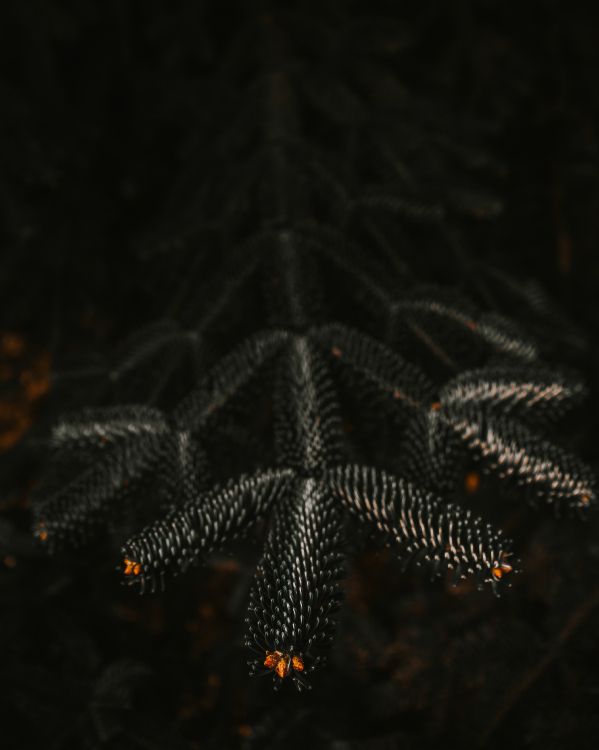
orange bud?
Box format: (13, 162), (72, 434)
(492, 560), (513, 581)
(123, 558), (142, 576)
(264, 651), (281, 669)
(35, 523), (48, 542)
(291, 655), (304, 672)
(275, 655), (291, 679)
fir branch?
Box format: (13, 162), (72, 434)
(316, 322), (436, 412)
(172, 329), (289, 432)
(121, 467), (295, 593)
(50, 406), (168, 454)
(246, 477), (344, 690)
(439, 366), (587, 424)
(34, 429), (167, 549)
(324, 464), (515, 593)
(273, 335), (343, 472)
(443, 408), (597, 513)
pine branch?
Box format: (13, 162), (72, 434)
(246, 477), (344, 690)
(50, 406), (168, 454)
(121, 467), (295, 592)
(34, 428), (167, 549)
(443, 407), (597, 513)
(440, 366), (587, 424)
(317, 322), (435, 413)
(172, 329), (289, 432)
(400, 408), (464, 495)
(29, 5), (597, 700)
(273, 336), (343, 472)
(389, 292), (540, 365)
(324, 463), (515, 593)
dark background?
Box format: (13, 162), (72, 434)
(1, 2), (599, 748)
